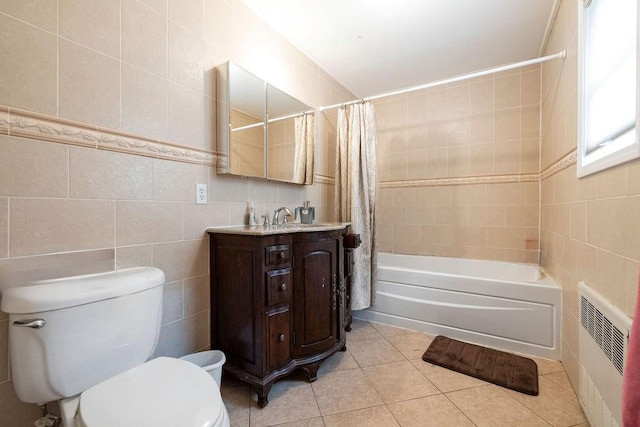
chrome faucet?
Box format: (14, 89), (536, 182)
(272, 207), (292, 225)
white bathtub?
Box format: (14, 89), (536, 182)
(354, 253), (561, 359)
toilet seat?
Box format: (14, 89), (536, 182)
(78, 357), (226, 427)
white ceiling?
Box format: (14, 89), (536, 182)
(240, 0), (558, 98)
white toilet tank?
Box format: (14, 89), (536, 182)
(1, 267), (165, 404)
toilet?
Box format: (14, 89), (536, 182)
(1, 267), (229, 427)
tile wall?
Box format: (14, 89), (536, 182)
(540, 0), (640, 390)
(0, 0), (353, 424)
(375, 66), (542, 262)
(378, 183), (540, 262)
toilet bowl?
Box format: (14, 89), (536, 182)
(73, 357), (229, 427)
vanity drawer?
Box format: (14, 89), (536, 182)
(267, 308), (291, 370)
(265, 244), (290, 265)
(266, 269), (292, 306)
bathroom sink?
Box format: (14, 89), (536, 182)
(270, 223), (336, 230)
(287, 223), (334, 228)
(207, 222), (351, 236)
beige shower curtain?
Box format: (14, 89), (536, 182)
(293, 113), (314, 184)
(335, 101), (378, 310)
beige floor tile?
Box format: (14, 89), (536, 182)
(318, 349), (359, 375)
(348, 338), (407, 367)
(446, 384), (550, 426)
(220, 385), (251, 427)
(363, 361), (439, 403)
(311, 367), (383, 415)
(347, 319), (384, 341)
(369, 321), (417, 338)
(387, 333), (434, 360)
(323, 405), (399, 426)
(388, 394), (475, 426)
(542, 371), (575, 392)
(249, 380), (320, 427)
(409, 359), (489, 393)
(505, 376), (587, 427)
(530, 356), (564, 375)
(274, 417), (325, 427)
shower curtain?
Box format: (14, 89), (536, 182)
(293, 113), (315, 184)
(335, 101), (378, 310)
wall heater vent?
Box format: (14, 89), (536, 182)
(580, 295), (626, 375)
(578, 282), (631, 427)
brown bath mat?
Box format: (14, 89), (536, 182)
(422, 335), (539, 396)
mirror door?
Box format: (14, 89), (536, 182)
(267, 84), (314, 184)
(221, 63), (266, 178)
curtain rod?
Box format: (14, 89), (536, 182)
(319, 50), (567, 112)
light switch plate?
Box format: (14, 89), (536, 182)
(196, 184), (207, 204)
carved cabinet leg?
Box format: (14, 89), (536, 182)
(253, 382), (274, 408)
(301, 361), (322, 382)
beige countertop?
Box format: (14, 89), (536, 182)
(206, 222), (351, 236)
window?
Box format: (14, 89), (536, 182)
(578, 0), (640, 177)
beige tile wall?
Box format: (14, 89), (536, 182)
(540, 0), (640, 392)
(378, 183), (540, 263)
(375, 65), (542, 262)
(0, 0), (352, 424)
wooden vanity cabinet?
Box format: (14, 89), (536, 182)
(209, 228), (347, 408)
(342, 233), (361, 331)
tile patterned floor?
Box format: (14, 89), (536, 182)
(220, 320), (588, 427)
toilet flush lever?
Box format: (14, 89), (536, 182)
(13, 319), (46, 329)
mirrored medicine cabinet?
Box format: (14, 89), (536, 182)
(216, 61), (315, 184)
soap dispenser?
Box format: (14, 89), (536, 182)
(248, 201), (257, 226)
(295, 201), (315, 224)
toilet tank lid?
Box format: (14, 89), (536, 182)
(1, 267), (165, 314)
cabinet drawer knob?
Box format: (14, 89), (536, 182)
(280, 283), (287, 291)
(279, 251), (286, 259)
(278, 334), (285, 342)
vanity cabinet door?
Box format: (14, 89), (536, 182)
(292, 239), (338, 357)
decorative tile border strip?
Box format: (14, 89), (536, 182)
(9, 108), (101, 149)
(378, 151), (577, 188)
(216, 154), (229, 169)
(540, 150), (577, 180)
(379, 173), (539, 188)
(1, 106), (221, 167)
(0, 106), (9, 135)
